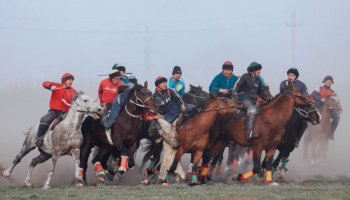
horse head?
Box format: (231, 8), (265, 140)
(261, 85), (273, 101)
(187, 84), (210, 106)
(326, 96), (342, 115)
(75, 91), (103, 119)
(130, 84), (157, 113)
(286, 83), (321, 125)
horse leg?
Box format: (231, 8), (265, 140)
(189, 150), (204, 186)
(115, 144), (129, 174)
(239, 146), (262, 183)
(24, 151), (51, 187)
(200, 139), (227, 183)
(264, 148), (278, 185)
(2, 144), (35, 177)
(79, 131), (93, 183)
(43, 155), (59, 189)
(165, 146), (185, 185)
(92, 146), (110, 184)
(71, 148), (84, 188)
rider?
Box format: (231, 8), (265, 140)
(311, 75), (340, 140)
(35, 73), (77, 147)
(98, 69), (125, 111)
(168, 66), (186, 97)
(112, 64), (129, 84)
(280, 68), (308, 147)
(233, 62), (268, 140)
(209, 60), (239, 98)
(149, 76), (186, 147)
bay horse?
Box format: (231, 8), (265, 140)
(138, 85), (210, 172)
(303, 96), (342, 163)
(79, 83), (157, 184)
(2, 92), (102, 188)
(200, 83), (320, 185)
(165, 96), (240, 185)
(139, 85), (210, 184)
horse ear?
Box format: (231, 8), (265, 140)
(287, 81), (294, 91)
(78, 91), (85, 97)
(189, 84), (194, 88)
(144, 81), (148, 89)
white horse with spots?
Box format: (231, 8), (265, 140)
(2, 92), (102, 189)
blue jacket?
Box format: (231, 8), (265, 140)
(168, 78), (186, 97)
(209, 72), (239, 98)
(280, 79), (308, 94)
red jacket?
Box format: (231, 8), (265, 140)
(98, 78), (125, 104)
(318, 86), (335, 99)
(42, 81), (77, 112)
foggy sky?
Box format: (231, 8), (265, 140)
(0, 0), (349, 184)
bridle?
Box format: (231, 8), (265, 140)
(125, 90), (153, 118)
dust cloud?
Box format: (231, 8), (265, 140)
(0, 78), (348, 187)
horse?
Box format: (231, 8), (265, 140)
(139, 85), (210, 184)
(165, 96), (240, 185)
(261, 104), (320, 179)
(2, 92), (103, 189)
(303, 96), (342, 163)
(79, 83), (157, 185)
(200, 83), (320, 185)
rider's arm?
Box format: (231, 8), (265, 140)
(311, 87), (322, 102)
(209, 75), (221, 95)
(42, 81), (59, 91)
(98, 81), (104, 103)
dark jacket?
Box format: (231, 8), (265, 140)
(233, 73), (265, 103)
(280, 80), (308, 94)
(153, 88), (183, 115)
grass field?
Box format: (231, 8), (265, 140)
(1, 176), (350, 200)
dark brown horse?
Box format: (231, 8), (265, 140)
(200, 83), (320, 185)
(303, 96), (342, 163)
(79, 83), (157, 184)
(166, 96), (240, 185)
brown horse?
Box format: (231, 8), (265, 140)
(303, 96), (342, 163)
(79, 83), (157, 184)
(200, 83), (320, 185)
(165, 96), (240, 185)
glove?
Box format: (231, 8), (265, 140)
(50, 85), (57, 91)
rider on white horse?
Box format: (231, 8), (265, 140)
(35, 73), (77, 147)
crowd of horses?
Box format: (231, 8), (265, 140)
(1, 81), (341, 188)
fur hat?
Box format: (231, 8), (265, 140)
(109, 69), (121, 80)
(61, 73), (74, 83)
(172, 66), (182, 75)
(222, 60), (234, 70)
(247, 62), (262, 72)
(323, 75), (334, 84)
(155, 76), (167, 86)
(287, 68), (299, 79)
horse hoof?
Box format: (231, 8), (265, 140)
(189, 181), (198, 186)
(75, 180), (84, 188)
(42, 185), (51, 189)
(268, 182), (279, 186)
(160, 179), (170, 186)
(2, 170), (10, 177)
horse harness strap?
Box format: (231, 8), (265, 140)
(200, 103), (238, 112)
(125, 104), (142, 118)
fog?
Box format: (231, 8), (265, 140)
(0, 1), (349, 186)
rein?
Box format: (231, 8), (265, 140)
(295, 107), (318, 118)
(125, 90), (153, 118)
(200, 103), (238, 112)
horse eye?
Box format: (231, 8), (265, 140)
(84, 100), (88, 103)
